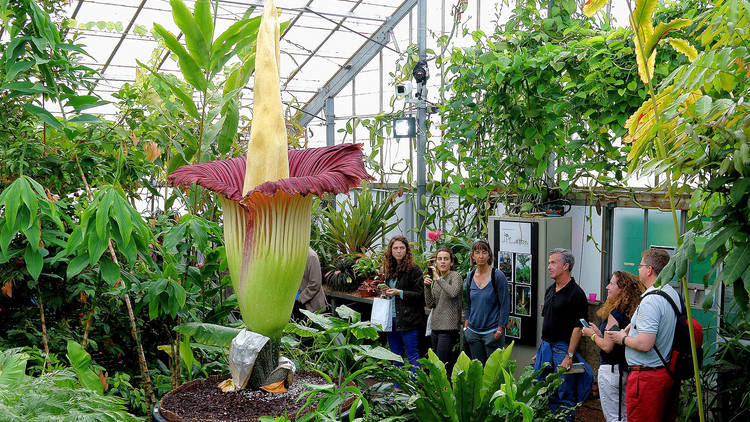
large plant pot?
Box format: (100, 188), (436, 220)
(153, 373), (361, 422)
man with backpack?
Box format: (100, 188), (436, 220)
(606, 248), (680, 422)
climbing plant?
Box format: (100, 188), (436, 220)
(431, 0), (692, 237)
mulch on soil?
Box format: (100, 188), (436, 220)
(159, 372), (327, 422)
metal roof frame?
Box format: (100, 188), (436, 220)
(297, 0), (416, 127)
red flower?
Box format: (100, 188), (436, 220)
(428, 230), (442, 243)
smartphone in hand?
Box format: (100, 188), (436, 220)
(579, 318), (590, 328)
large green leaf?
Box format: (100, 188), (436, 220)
(180, 334), (196, 373)
(163, 222), (187, 253)
(217, 99), (239, 154)
(358, 345), (403, 362)
(730, 178), (750, 205)
(111, 194), (132, 247)
(5, 60), (35, 81)
(170, 0), (210, 68)
(482, 343), (513, 399)
(95, 191), (114, 240)
(455, 359), (483, 420)
(153, 23), (206, 91)
(64, 95), (108, 111)
(174, 322), (241, 348)
(415, 350), (456, 421)
(2, 180), (21, 235)
(193, 0), (214, 44)
(210, 18), (260, 73)
(722, 242), (750, 285)
(100, 257), (120, 286)
(23, 103), (63, 131)
(66, 340), (103, 394)
(24, 244), (43, 281)
(87, 218), (108, 266)
(67, 253), (90, 279)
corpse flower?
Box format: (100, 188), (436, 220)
(168, 0), (370, 341)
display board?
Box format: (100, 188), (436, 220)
(494, 220), (538, 347)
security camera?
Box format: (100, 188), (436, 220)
(395, 82), (413, 98)
(412, 59), (429, 84)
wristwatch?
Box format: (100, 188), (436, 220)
(566, 352), (574, 358)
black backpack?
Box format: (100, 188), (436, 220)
(643, 290), (704, 381)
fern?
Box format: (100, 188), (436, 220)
(0, 350), (140, 421)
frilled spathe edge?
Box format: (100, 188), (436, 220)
(167, 143), (373, 202)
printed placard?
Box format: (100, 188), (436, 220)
(499, 221), (531, 254)
(515, 253), (532, 285)
(497, 251), (513, 280)
(507, 316), (521, 339)
(514, 285), (532, 316)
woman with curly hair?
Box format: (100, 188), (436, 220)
(381, 235), (425, 369)
(582, 271), (644, 422)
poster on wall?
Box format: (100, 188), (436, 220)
(506, 316), (521, 339)
(497, 251), (513, 280)
(499, 221), (531, 254)
(514, 285), (532, 316)
(515, 253), (532, 285)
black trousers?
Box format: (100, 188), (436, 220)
(431, 329), (459, 373)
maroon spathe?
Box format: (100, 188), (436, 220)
(167, 143), (373, 201)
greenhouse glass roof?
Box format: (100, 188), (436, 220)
(66, 0), (403, 119)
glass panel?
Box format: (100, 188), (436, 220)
(611, 207), (644, 275)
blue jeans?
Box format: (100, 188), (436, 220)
(387, 318), (421, 369)
(533, 340), (593, 420)
(464, 328), (504, 364)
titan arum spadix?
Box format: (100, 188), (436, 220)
(168, 0), (370, 388)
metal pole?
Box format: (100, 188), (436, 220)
(325, 97), (335, 146)
(416, 0), (427, 246)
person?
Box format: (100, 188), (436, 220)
(581, 271), (644, 422)
(381, 235), (425, 369)
(605, 248), (680, 422)
(296, 247), (328, 313)
(424, 246), (462, 371)
(463, 239), (510, 364)
(533, 248), (593, 419)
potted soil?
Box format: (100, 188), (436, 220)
(153, 369), (366, 422)
(153, 372), (362, 422)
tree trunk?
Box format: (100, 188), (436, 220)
(76, 159), (156, 416)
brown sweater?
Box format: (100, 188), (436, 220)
(424, 271), (463, 331)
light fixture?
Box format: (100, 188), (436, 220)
(395, 82), (413, 98)
(393, 116), (416, 138)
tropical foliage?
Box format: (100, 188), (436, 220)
(2, 0), (748, 420)
(0, 347), (139, 421)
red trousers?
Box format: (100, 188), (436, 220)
(626, 367), (678, 422)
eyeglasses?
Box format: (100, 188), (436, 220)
(638, 264), (651, 269)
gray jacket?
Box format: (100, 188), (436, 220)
(298, 248), (328, 313)
(424, 270), (463, 330)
